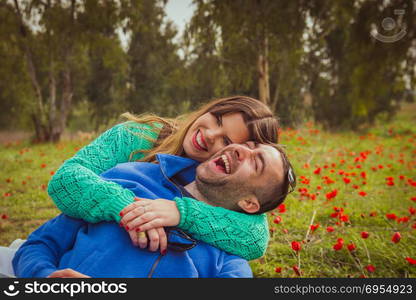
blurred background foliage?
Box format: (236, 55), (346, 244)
(0, 0), (415, 142)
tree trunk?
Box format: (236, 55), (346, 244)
(257, 35), (270, 105)
(13, 0), (49, 142)
(51, 68), (73, 142)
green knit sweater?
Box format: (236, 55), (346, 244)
(47, 121), (269, 260)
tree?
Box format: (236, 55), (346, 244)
(8, 0), (88, 142)
(305, 0), (415, 129)
(122, 0), (188, 117)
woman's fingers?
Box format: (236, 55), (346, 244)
(125, 212), (158, 231)
(135, 219), (162, 232)
(119, 198), (151, 219)
(120, 202), (151, 228)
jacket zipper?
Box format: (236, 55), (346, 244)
(147, 166), (184, 278)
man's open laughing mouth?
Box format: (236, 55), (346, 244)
(211, 151), (236, 175)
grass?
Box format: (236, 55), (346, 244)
(1, 104), (415, 278)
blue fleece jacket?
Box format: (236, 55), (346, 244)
(12, 154), (252, 278)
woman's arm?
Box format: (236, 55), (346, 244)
(121, 197), (270, 260)
(176, 197), (269, 260)
(47, 122), (158, 223)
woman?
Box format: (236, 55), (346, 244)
(48, 96), (279, 260)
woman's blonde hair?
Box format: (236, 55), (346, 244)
(122, 96), (279, 162)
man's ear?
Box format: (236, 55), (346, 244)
(237, 196), (260, 214)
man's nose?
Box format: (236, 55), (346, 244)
(234, 143), (254, 161)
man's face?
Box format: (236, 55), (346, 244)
(195, 142), (284, 211)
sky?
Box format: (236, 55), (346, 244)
(165, 0), (195, 38)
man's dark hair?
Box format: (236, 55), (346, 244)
(254, 144), (296, 214)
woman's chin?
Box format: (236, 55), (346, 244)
(188, 150), (212, 162)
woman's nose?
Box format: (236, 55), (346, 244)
(204, 128), (220, 146)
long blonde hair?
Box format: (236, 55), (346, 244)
(122, 96), (279, 162)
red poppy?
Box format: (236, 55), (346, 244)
(386, 213), (397, 220)
(41, 163), (47, 168)
(358, 191), (367, 196)
(360, 172), (366, 179)
(339, 214), (349, 223)
(406, 257), (416, 265)
(409, 207), (416, 215)
(292, 266), (301, 276)
(412, 223), (416, 229)
(5, 178), (12, 183)
(313, 167), (321, 175)
(397, 216), (409, 223)
(343, 177), (351, 184)
(278, 204), (286, 213)
(399, 175), (405, 180)
(326, 190), (338, 200)
(352, 185), (359, 189)
(273, 216), (282, 224)
(3, 193), (11, 197)
(326, 226), (335, 233)
(275, 267), (282, 273)
(1, 214), (8, 220)
(333, 242), (343, 251)
(411, 197), (416, 202)
(365, 265), (376, 273)
(291, 241), (302, 252)
(361, 231), (369, 239)
(391, 232), (401, 243)
(369, 211), (377, 217)
(347, 243), (356, 252)
(310, 224), (319, 232)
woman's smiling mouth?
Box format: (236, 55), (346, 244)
(192, 130), (208, 151)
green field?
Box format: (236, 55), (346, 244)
(1, 104), (415, 278)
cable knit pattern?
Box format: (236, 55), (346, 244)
(175, 197), (269, 260)
(48, 121), (269, 260)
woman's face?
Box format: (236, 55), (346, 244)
(183, 112), (250, 162)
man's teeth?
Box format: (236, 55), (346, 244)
(196, 131), (207, 150)
(221, 154), (230, 174)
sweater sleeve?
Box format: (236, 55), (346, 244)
(12, 215), (86, 278)
(175, 197), (269, 261)
(47, 122), (158, 223)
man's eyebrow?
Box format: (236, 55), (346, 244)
(259, 152), (265, 175)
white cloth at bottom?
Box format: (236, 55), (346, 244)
(0, 239), (26, 278)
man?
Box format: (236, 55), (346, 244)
(12, 142), (295, 278)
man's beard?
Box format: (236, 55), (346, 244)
(195, 175), (248, 212)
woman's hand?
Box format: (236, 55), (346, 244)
(120, 198), (180, 232)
